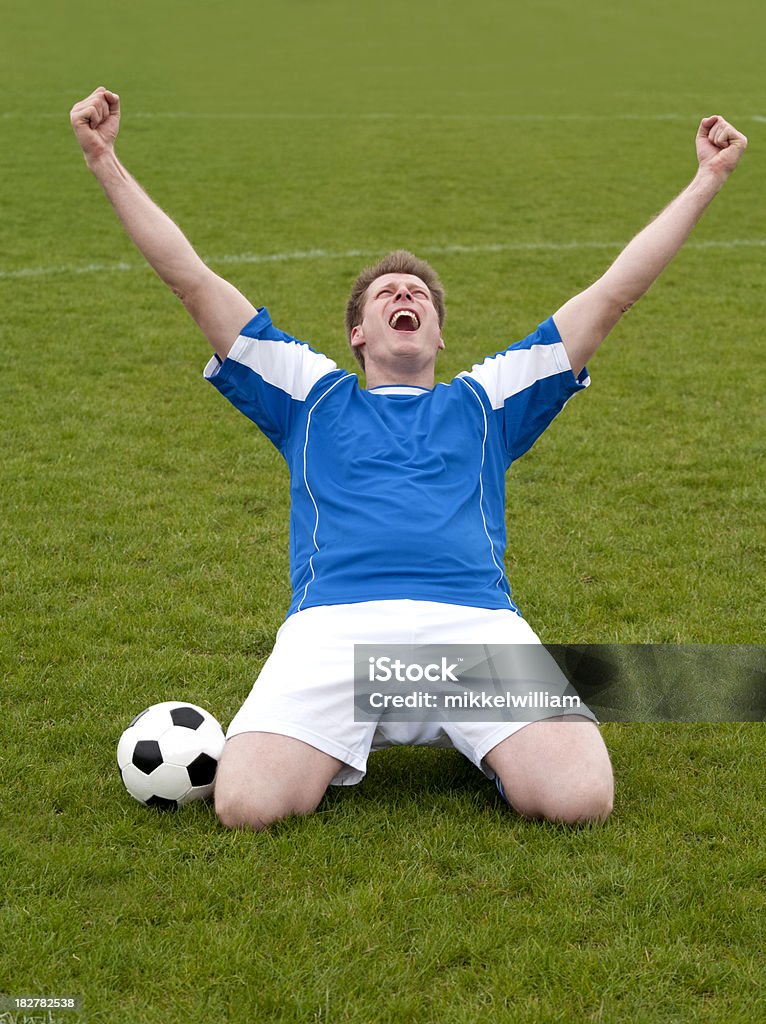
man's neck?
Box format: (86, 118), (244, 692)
(363, 363), (436, 391)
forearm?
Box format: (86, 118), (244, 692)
(86, 149), (207, 298)
(70, 87), (256, 358)
(597, 168), (726, 311)
(553, 115), (746, 375)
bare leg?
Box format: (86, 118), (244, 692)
(484, 716), (614, 824)
(214, 731), (344, 831)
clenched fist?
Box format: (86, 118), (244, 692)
(696, 115), (748, 179)
(70, 86), (121, 165)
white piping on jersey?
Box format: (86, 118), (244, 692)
(368, 385), (431, 396)
(296, 374), (354, 613)
(457, 376), (514, 610)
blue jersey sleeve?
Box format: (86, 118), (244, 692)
(459, 316), (590, 464)
(203, 307), (343, 451)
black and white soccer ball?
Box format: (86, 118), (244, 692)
(117, 701), (226, 810)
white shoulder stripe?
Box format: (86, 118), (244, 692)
(205, 335), (338, 401)
(460, 341), (572, 411)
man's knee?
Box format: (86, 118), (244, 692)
(213, 731), (343, 832)
(215, 790), (272, 832)
(499, 764), (613, 825)
(215, 786), (321, 831)
(487, 717), (614, 826)
(540, 772), (614, 825)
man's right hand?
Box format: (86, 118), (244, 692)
(70, 86), (120, 165)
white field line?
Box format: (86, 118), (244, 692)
(3, 111), (766, 121)
(2, 239), (764, 282)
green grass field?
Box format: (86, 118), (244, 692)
(2, 0), (765, 1021)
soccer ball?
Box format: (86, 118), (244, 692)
(117, 701), (226, 810)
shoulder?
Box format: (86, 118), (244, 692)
(458, 317), (588, 409)
(205, 307), (342, 401)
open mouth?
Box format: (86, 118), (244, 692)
(389, 309), (421, 333)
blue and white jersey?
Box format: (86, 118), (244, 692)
(204, 307), (589, 618)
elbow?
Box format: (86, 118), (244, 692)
(593, 277), (638, 320)
(171, 274), (207, 317)
(170, 277), (198, 305)
(172, 284), (197, 321)
(602, 289), (633, 319)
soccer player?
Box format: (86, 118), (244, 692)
(70, 87), (747, 830)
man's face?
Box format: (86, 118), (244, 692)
(350, 273), (444, 374)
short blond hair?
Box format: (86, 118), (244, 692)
(345, 250), (446, 368)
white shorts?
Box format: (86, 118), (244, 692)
(226, 599), (594, 786)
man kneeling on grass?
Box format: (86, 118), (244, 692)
(71, 87), (747, 830)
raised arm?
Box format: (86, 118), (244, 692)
(70, 87), (256, 361)
(553, 115), (748, 376)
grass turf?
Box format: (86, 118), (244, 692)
(1, 0), (765, 1021)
